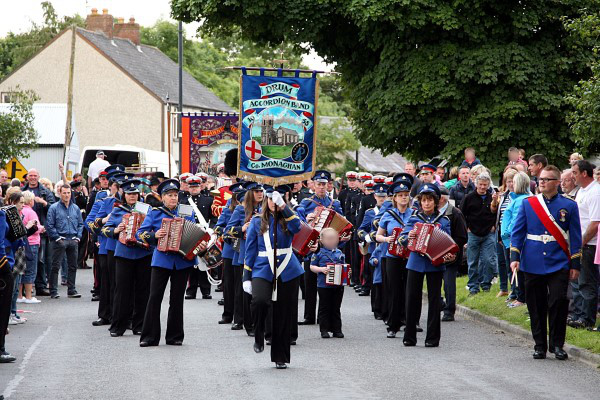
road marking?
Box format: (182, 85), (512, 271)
(3, 326), (52, 399)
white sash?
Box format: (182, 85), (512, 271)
(535, 194), (569, 241)
(262, 229), (293, 301)
(188, 197), (216, 272)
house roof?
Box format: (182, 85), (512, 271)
(77, 28), (234, 112)
(346, 146), (408, 174)
(0, 103), (77, 146)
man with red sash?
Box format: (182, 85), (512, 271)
(510, 165), (582, 361)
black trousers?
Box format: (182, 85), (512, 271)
(351, 239), (361, 286)
(0, 266), (14, 352)
(49, 239), (78, 294)
(303, 259), (317, 321)
(186, 268), (211, 297)
(232, 263), (244, 324)
(317, 286), (344, 333)
(524, 269), (570, 351)
(77, 231), (89, 269)
(221, 258), (234, 321)
(140, 266), (191, 345)
(360, 253), (372, 291)
(252, 277), (300, 364)
(110, 255), (151, 334)
(386, 257), (408, 332)
(92, 242), (100, 294)
(443, 265), (457, 316)
(243, 291), (253, 333)
(404, 269), (443, 345)
(380, 257), (389, 321)
(97, 251), (116, 321)
(264, 282), (299, 341)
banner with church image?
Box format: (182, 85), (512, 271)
(237, 70), (319, 185)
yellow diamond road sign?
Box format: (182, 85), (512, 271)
(4, 157), (28, 181)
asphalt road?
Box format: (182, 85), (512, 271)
(1, 269), (598, 400)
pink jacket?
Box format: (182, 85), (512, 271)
(21, 205), (41, 245)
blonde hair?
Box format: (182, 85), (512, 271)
(500, 168), (518, 192)
(570, 152), (583, 161)
(5, 186), (21, 198)
(513, 171), (531, 194)
(22, 190), (35, 205)
(470, 164), (486, 177)
(39, 178), (53, 192)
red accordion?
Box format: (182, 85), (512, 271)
(157, 217), (211, 260)
(325, 263), (351, 286)
(119, 213), (148, 249)
(407, 222), (459, 266)
(388, 227), (410, 258)
(311, 206), (353, 240)
(292, 221), (320, 257)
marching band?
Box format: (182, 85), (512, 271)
(83, 159), (463, 369)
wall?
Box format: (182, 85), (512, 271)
(21, 147), (65, 183)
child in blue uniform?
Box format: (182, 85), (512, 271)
(243, 185), (303, 369)
(136, 179), (207, 347)
(400, 184), (453, 347)
(311, 228), (346, 338)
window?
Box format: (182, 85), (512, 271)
(1, 92), (16, 103)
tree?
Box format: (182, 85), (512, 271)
(564, 11), (600, 156)
(0, 2), (84, 79)
(316, 118), (360, 173)
(171, 0), (600, 172)
(0, 87), (39, 164)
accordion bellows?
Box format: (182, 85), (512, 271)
(311, 206), (353, 240)
(292, 221), (320, 257)
(407, 222), (459, 266)
(157, 217), (211, 260)
(325, 263), (351, 286)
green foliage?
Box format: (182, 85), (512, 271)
(564, 11), (600, 156)
(171, 0), (600, 172)
(316, 118), (360, 172)
(0, 2), (84, 79)
(0, 87), (39, 164)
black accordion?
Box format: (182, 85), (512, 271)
(1, 205), (27, 241)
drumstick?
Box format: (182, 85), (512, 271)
(511, 270), (519, 288)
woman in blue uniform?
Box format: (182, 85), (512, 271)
(215, 182), (244, 325)
(243, 185), (303, 369)
(226, 181), (263, 333)
(375, 178), (413, 338)
(400, 184), (453, 347)
(101, 179), (152, 337)
(136, 179), (206, 347)
(0, 200), (26, 363)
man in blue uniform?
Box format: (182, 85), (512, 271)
(295, 170), (344, 325)
(510, 165), (582, 360)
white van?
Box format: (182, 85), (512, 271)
(79, 145), (177, 178)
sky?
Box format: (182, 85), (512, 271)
(0, 0), (333, 71)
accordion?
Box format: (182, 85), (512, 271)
(1, 205), (27, 242)
(388, 227), (410, 258)
(292, 221), (320, 257)
(311, 206), (353, 240)
(407, 222), (459, 266)
(325, 263), (351, 286)
(157, 217), (211, 260)
(118, 213), (148, 249)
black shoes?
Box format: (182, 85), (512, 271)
(290, 340), (296, 345)
(36, 289), (50, 297)
(332, 332), (344, 338)
(321, 332), (330, 339)
(202, 294), (212, 300)
(92, 318), (110, 326)
(231, 323), (243, 330)
(132, 330), (142, 336)
(275, 362), (287, 369)
(266, 339), (272, 346)
(424, 342), (439, 348)
(217, 299), (225, 306)
(416, 325), (423, 332)
(358, 291), (370, 297)
(247, 331), (255, 337)
(110, 332), (123, 337)
(550, 346), (568, 360)
(403, 340), (416, 347)
(218, 319), (232, 325)
(68, 292), (81, 298)
(91, 295), (100, 301)
(166, 340), (183, 346)
(298, 319), (315, 325)
(139, 341), (158, 347)
(254, 343), (264, 353)
(387, 331), (396, 338)
(50, 294), (60, 299)
(442, 314), (455, 322)
(533, 350), (546, 359)
(185, 294), (196, 300)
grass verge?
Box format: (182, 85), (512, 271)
(455, 276), (600, 354)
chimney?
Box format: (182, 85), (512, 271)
(86, 8), (113, 38)
(113, 17), (140, 45)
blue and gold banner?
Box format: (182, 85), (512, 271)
(237, 69), (319, 185)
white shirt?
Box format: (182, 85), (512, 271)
(576, 180), (600, 244)
(88, 158), (110, 180)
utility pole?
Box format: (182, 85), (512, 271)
(178, 21), (183, 174)
(63, 25), (76, 175)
